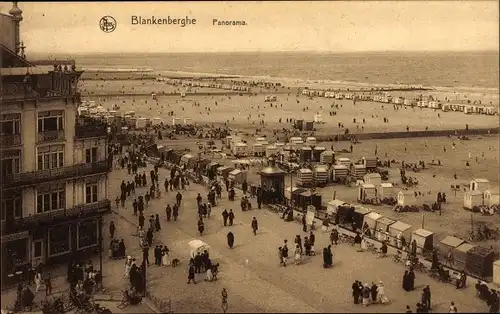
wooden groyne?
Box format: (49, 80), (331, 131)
(81, 91), (253, 97)
(315, 127), (500, 142)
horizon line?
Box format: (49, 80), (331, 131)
(28, 49), (500, 55)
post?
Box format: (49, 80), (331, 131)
(421, 213), (424, 229)
(98, 216), (103, 284)
(470, 213), (473, 233)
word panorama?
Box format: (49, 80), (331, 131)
(131, 16), (197, 27)
(212, 19), (248, 26)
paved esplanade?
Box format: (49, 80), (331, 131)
(107, 164), (486, 313)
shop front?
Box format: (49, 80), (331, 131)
(76, 218), (100, 253)
(1, 231), (30, 286)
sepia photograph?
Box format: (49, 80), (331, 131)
(0, 1), (499, 313)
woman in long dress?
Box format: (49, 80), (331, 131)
(377, 281), (389, 304)
(124, 256), (132, 278)
(294, 245), (301, 265)
(360, 235), (367, 251)
(205, 267), (213, 281)
(161, 250), (170, 266)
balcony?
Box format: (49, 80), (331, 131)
(0, 134), (22, 147)
(1, 160), (110, 189)
(37, 130), (65, 143)
(75, 121), (108, 139)
(1, 200), (111, 236)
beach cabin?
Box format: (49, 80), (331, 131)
(320, 150), (335, 164)
(229, 137), (242, 150)
(358, 183), (377, 202)
(184, 118), (192, 125)
(388, 221), (412, 247)
(363, 212), (383, 234)
(428, 101), (441, 109)
(313, 165), (329, 186)
(470, 178), (490, 192)
(494, 260), (500, 286)
(224, 136), (234, 148)
(289, 136), (304, 147)
(275, 142), (285, 151)
(305, 137), (317, 146)
(314, 114), (323, 123)
(180, 154), (195, 168)
(411, 229), (434, 255)
(232, 142), (248, 157)
(484, 189), (500, 206)
(331, 164), (349, 182)
(326, 199), (348, 215)
(265, 145), (279, 158)
(217, 166), (234, 179)
(453, 243), (476, 270)
(361, 156), (378, 171)
(442, 104), (451, 112)
(152, 117), (163, 126)
(255, 137), (269, 146)
(397, 190), (416, 206)
(363, 173), (382, 186)
(172, 117), (181, 125)
(312, 146), (326, 161)
(486, 107), (498, 115)
(350, 163), (366, 180)
(438, 236), (465, 260)
(300, 147), (313, 162)
(375, 217), (396, 241)
(228, 169), (247, 186)
(463, 190), (484, 211)
(252, 143), (265, 157)
(337, 157), (351, 168)
(377, 183), (395, 201)
(296, 168), (314, 187)
(464, 105), (475, 114)
(302, 89), (310, 96)
(135, 117), (148, 130)
(125, 110), (136, 117)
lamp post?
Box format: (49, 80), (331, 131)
(98, 216), (103, 282)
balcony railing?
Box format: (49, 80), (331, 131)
(1, 200), (111, 236)
(0, 134), (22, 147)
(75, 123), (108, 139)
(1, 160), (110, 189)
(37, 130), (65, 143)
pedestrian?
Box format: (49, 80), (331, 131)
(377, 281), (388, 304)
(227, 231), (235, 249)
(449, 302), (457, 313)
(228, 209), (235, 226)
(109, 221), (115, 239)
(154, 214), (161, 232)
(251, 217), (258, 235)
(34, 271), (42, 293)
(166, 205), (172, 221)
(187, 261), (196, 284)
(198, 218), (205, 236)
(222, 209), (229, 226)
(44, 273), (52, 296)
(330, 229), (339, 245)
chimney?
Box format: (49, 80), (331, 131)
(9, 1), (24, 55)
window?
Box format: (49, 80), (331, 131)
(85, 183), (98, 204)
(0, 113), (21, 135)
(48, 225), (70, 257)
(37, 110), (64, 132)
(4, 239), (29, 267)
(1, 150), (21, 176)
(1, 194), (22, 221)
(85, 147), (98, 163)
(77, 219), (98, 249)
(37, 145), (64, 170)
(36, 184), (65, 213)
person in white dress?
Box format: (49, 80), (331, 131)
(34, 272), (42, 293)
(294, 245), (301, 265)
(161, 251), (170, 266)
(124, 256), (132, 278)
(377, 281), (389, 304)
(205, 267), (213, 281)
(360, 236), (367, 251)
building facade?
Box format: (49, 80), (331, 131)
(1, 2), (111, 283)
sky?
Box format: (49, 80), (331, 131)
(2, 1), (499, 53)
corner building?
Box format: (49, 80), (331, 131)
(1, 2), (111, 283)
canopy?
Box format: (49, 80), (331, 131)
(440, 236), (465, 249)
(188, 240), (210, 258)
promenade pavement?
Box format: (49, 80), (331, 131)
(107, 164), (488, 313)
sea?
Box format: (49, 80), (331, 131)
(40, 51), (500, 94)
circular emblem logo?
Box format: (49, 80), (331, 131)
(99, 16), (116, 33)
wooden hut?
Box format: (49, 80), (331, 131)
(375, 217), (396, 240)
(388, 221), (412, 247)
(296, 168), (314, 187)
(411, 229), (434, 255)
(300, 147), (313, 162)
(350, 163), (366, 180)
(363, 173), (382, 186)
(484, 189), (500, 206)
(377, 183), (395, 201)
(217, 166), (234, 179)
(466, 246), (495, 279)
(337, 157), (350, 167)
(331, 165), (349, 182)
(463, 190), (484, 211)
(363, 211), (383, 234)
(259, 161), (286, 202)
(438, 236), (465, 259)
(312, 146), (326, 161)
(265, 145), (279, 158)
(361, 156), (378, 171)
(494, 260), (500, 286)
(470, 178), (491, 192)
(229, 169), (248, 186)
(313, 165), (329, 186)
(453, 243), (476, 270)
(319, 150), (335, 164)
(352, 206), (372, 231)
(358, 184), (377, 202)
(253, 143), (265, 157)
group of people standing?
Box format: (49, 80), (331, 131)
(351, 280), (389, 306)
